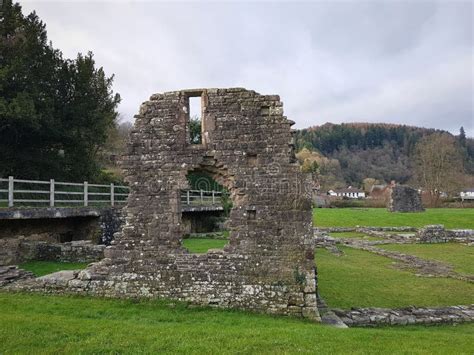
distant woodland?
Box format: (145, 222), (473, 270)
(295, 123), (474, 193)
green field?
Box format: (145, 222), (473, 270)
(316, 247), (474, 309)
(314, 208), (474, 228)
(382, 243), (474, 275)
(19, 261), (89, 277)
(0, 292), (473, 354)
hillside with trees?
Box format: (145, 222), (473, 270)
(295, 123), (474, 193)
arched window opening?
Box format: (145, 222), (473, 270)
(181, 170), (232, 254)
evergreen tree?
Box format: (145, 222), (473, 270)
(458, 126), (466, 147)
(0, 1), (120, 181)
(0, 1), (62, 178)
(189, 115), (202, 144)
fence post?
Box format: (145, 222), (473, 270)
(8, 176), (14, 207)
(212, 190), (215, 204)
(110, 183), (115, 207)
(186, 190), (190, 205)
(50, 179), (55, 207)
(83, 181), (88, 207)
(200, 190), (203, 204)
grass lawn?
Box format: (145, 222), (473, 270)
(19, 261), (89, 277)
(0, 293), (473, 354)
(316, 247), (474, 309)
(314, 208), (474, 229)
(183, 238), (227, 253)
(382, 243), (474, 275)
(3, 235), (472, 352)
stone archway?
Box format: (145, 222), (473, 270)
(180, 164), (231, 244)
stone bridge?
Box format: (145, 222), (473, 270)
(0, 191), (224, 266)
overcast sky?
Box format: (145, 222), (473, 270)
(21, 0), (473, 136)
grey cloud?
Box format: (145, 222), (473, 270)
(21, 0), (473, 136)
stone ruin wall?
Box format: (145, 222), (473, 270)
(0, 208), (124, 265)
(388, 185), (424, 212)
(0, 238), (105, 265)
(16, 88), (319, 320)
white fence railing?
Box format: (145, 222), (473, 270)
(0, 176), (129, 207)
(0, 177), (224, 209)
(180, 189), (223, 206)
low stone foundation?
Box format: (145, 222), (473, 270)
(0, 239), (105, 265)
(418, 225), (474, 244)
(334, 305), (474, 327)
(417, 225), (450, 243)
(8, 259), (319, 320)
(315, 226), (417, 233)
(315, 226), (474, 245)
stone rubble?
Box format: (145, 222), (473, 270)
(0, 265), (34, 286)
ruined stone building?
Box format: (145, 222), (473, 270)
(388, 185), (424, 212)
(13, 88), (320, 320)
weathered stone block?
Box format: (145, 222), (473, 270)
(417, 225), (453, 243)
(388, 185), (424, 212)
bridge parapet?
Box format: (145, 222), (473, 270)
(1, 177), (224, 210)
(0, 177), (128, 208)
(180, 189), (224, 208)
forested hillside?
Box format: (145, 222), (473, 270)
(295, 123), (474, 189)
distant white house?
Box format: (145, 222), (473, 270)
(460, 188), (474, 201)
(328, 187), (366, 199)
